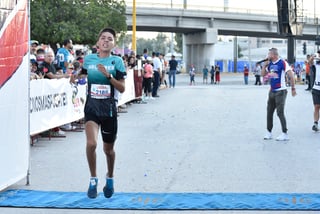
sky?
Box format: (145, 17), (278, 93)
(125, 0), (320, 38)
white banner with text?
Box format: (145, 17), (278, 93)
(30, 69), (135, 135)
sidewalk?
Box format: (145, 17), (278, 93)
(1, 74), (319, 214)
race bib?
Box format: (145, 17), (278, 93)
(90, 84), (111, 99)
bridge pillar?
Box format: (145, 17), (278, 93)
(183, 28), (217, 73)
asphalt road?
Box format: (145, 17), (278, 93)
(1, 73), (319, 214)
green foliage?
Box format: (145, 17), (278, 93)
(30, 0), (127, 49)
(121, 32), (170, 56)
(136, 33), (169, 55)
(174, 33), (182, 53)
(136, 37), (153, 55)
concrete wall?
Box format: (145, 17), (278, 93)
(183, 28), (217, 72)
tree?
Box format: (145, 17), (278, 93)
(152, 33), (169, 54)
(174, 33), (183, 53)
(30, 0), (127, 51)
(122, 33), (171, 56)
(136, 37), (154, 55)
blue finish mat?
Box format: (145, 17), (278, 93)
(0, 190), (320, 210)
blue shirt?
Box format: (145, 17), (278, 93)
(267, 59), (290, 92)
(56, 47), (70, 73)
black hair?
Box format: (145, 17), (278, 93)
(98, 27), (116, 39)
(73, 61), (81, 70)
(36, 48), (45, 54)
(91, 47), (97, 54)
(63, 39), (71, 46)
(75, 50), (83, 56)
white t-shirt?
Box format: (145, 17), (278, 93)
(313, 63), (320, 91)
(153, 57), (162, 72)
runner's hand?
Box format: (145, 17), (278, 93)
(97, 64), (110, 77)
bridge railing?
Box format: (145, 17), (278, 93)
(125, 0), (275, 16)
(124, 0), (319, 25)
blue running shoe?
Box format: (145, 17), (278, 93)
(103, 178), (114, 198)
(87, 177), (98, 199)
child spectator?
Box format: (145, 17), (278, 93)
(189, 64), (196, 85)
(202, 65), (208, 84)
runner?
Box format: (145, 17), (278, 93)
(311, 55), (320, 132)
(83, 27), (126, 199)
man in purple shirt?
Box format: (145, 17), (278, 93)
(262, 48), (296, 141)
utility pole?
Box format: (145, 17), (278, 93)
(132, 0), (136, 53)
(316, 0), (319, 50)
(170, 0), (174, 54)
(233, 36), (237, 73)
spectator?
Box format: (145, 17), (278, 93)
(30, 60), (43, 80)
(210, 65), (215, 84)
(159, 53), (167, 88)
(243, 65), (249, 85)
(69, 60), (82, 84)
(253, 62), (262, 85)
(189, 64), (196, 85)
(143, 57), (154, 99)
(41, 48), (70, 79)
(215, 65), (221, 84)
(128, 52), (136, 69)
(36, 48), (45, 67)
(30, 40), (39, 61)
(56, 39), (73, 73)
(295, 63), (302, 83)
(152, 52), (161, 97)
(143, 48), (148, 60)
(305, 55), (311, 90)
(202, 65), (208, 84)
(168, 55), (178, 88)
(76, 49), (84, 66)
(91, 45), (98, 54)
(40, 48), (70, 136)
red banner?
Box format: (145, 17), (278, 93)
(0, 0), (28, 88)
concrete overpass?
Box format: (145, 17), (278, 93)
(125, 6), (319, 69)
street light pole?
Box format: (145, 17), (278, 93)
(315, 0), (319, 50)
(170, 0), (174, 54)
(132, 0), (136, 53)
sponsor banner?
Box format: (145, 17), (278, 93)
(30, 79), (86, 135)
(30, 68), (136, 135)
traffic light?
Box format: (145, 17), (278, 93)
(303, 42), (307, 55)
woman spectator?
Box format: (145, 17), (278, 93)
(143, 57), (154, 100)
(215, 65), (221, 84)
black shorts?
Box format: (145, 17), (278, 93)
(85, 113), (118, 143)
(312, 89), (320, 105)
